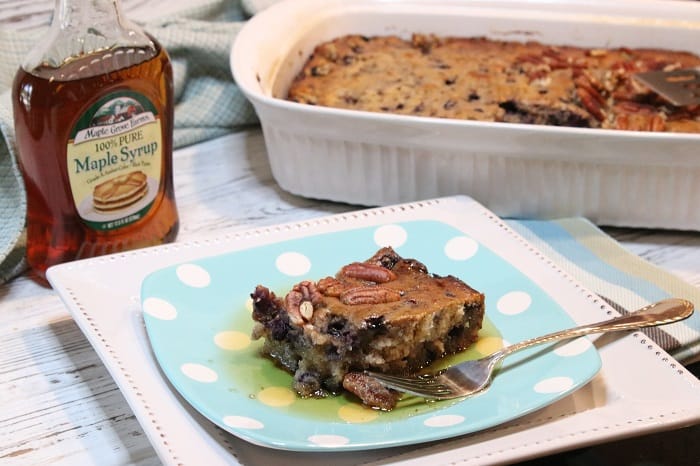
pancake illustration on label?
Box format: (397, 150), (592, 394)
(65, 91), (164, 231)
(92, 170), (149, 212)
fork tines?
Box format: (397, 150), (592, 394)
(364, 371), (454, 398)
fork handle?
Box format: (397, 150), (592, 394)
(498, 298), (694, 359)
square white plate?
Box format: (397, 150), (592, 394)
(47, 196), (700, 466)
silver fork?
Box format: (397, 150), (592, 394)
(365, 298), (694, 400)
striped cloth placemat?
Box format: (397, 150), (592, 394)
(508, 218), (700, 365)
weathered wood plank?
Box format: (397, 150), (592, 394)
(1, 129), (699, 465)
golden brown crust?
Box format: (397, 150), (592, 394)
(287, 34), (700, 133)
(315, 247), (483, 326)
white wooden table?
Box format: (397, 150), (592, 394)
(1, 129), (698, 465)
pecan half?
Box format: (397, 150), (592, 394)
(340, 262), (397, 283)
(574, 74), (606, 105)
(515, 53), (545, 66)
(292, 280), (324, 305)
(576, 86), (606, 122)
(284, 290), (305, 325)
(343, 371), (400, 410)
(613, 101), (667, 132)
(316, 276), (346, 297)
(340, 286), (402, 305)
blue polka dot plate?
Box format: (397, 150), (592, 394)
(141, 218), (602, 451)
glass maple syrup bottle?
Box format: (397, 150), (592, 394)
(12, 0), (179, 284)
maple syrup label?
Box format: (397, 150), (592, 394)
(67, 91), (163, 230)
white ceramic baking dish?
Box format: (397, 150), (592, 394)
(232, 0), (700, 230)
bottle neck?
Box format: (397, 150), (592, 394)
(54, 0), (127, 34)
(23, 0), (155, 72)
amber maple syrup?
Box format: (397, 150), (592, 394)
(13, 39), (179, 285)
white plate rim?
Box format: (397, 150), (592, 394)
(47, 195), (700, 466)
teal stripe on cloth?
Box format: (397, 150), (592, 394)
(508, 218), (700, 364)
(511, 220), (670, 304)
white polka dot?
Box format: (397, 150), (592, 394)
(142, 297), (177, 320)
(497, 291), (532, 315)
(444, 236), (479, 260)
(275, 252), (311, 277)
(424, 414), (465, 427)
(181, 363), (218, 383)
(374, 225), (407, 248)
(176, 264), (211, 288)
(223, 415), (264, 430)
(554, 337), (593, 357)
(308, 434), (350, 447)
(534, 376), (574, 394)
